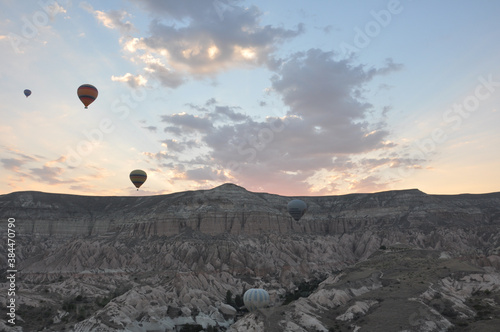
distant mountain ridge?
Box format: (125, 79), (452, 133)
(1, 184), (499, 238)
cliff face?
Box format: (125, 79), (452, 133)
(1, 184), (500, 332)
(1, 183), (499, 238)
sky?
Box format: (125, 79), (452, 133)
(1, 0), (500, 197)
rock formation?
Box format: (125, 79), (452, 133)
(0, 183), (499, 331)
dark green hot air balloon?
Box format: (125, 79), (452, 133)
(287, 199), (307, 221)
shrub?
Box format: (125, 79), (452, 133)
(235, 294), (244, 307)
(282, 277), (325, 305)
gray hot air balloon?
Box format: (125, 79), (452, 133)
(243, 288), (270, 312)
(287, 199), (307, 221)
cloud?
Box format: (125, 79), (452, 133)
(213, 106), (249, 122)
(321, 24), (340, 34)
(349, 175), (387, 193)
(185, 166), (228, 182)
(0, 147), (90, 190)
(130, 0), (225, 21)
(359, 157), (393, 170)
(143, 151), (177, 161)
(106, 0), (303, 88)
(201, 49), (399, 167)
(145, 8), (302, 73)
(272, 49), (398, 119)
(142, 125), (157, 133)
(111, 73), (147, 88)
(81, 3), (135, 35)
(160, 138), (198, 153)
(0, 148), (39, 172)
(97, 10), (134, 32)
(161, 112), (213, 134)
(29, 165), (74, 185)
(150, 49), (405, 194)
(37, 1), (67, 21)
(145, 62), (186, 88)
(1, 158), (25, 172)
(163, 126), (183, 136)
(68, 184), (97, 193)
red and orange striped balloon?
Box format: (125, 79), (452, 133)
(77, 84), (98, 109)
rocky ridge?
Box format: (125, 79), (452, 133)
(0, 184), (499, 331)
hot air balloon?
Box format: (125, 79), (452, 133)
(24, 89), (31, 98)
(77, 84), (98, 109)
(129, 169), (147, 190)
(287, 199), (307, 221)
(243, 288), (270, 313)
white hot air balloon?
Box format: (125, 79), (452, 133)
(243, 288), (270, 312)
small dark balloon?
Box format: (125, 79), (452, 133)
(287, 199), (307, 221)
(77, 84), (98, 109)
(130, 169), (147, 190)
(24, 89), (31, 97)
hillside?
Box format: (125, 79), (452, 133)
(1, 184), (500, 331)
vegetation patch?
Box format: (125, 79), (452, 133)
(282, 277), (326, 305)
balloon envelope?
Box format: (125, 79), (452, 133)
(243, 288), (270, 312)
(77, 84), (98, 108)
(287, 199), (307, 221)
(24, 89), (31, 97)
(130, 169), (147, 189)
